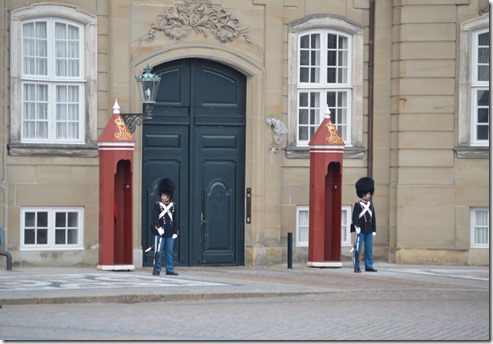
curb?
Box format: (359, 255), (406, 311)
(0, 291), (323, 306)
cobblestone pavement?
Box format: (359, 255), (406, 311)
(0, 263), (489, 341)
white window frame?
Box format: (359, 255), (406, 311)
(20, 207), (84, 250)
(457, 15), (489, 156)
(341, 205), (352, 247)
(10, 4), (97, 152)
(470, 208), (489, 248)
(470, 29), (489, 146)
(296, 30), (352, 145)
(295, 205), (352, 247)
(21, 17), (84, 143)
(288, 15), (364, 151)
(296, 206), (310, 247)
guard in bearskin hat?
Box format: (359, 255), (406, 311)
(151, 178), (179, 276)
(351, 177), (377, 273)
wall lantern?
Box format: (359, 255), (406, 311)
(121, 65), (161, 133)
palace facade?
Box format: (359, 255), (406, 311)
(0, 0), (489, 267)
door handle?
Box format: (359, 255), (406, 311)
(201, 213), (207, 225)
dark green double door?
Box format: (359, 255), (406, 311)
(142, 58), (246, 266)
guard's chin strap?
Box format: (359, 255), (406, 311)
(359, 201), (372, 219)
(159, 202), (173, 222)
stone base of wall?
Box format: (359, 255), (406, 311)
(133, 249), (143, 268)
(468, 248), (489, 266)
(395, 248), (488, 266)
(9, 248), (99, 267)
(4, 246), (487, 267)
(245, 246), (282, 266)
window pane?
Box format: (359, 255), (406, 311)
(478, 47), (489, 64)
(36, 122), (48, 139)
(300, 67), (309, 83)
(338, 51), (348, 67)
(477, 66), (489, 82)
(309, 109), (318, 124)
(25, 229), (35, 244)
(475, 227), (488, 244)
(299, 109), (308, 124)
(56, 212), (66, 227)
(68, 229), (78, 244)
(338, 35), (348, 49)
(477, 108), (488, 123)
(338, 67), (348, 83)
(55, 23), (66, 39)
(68, 25), (79, 40)
(37, 229), (48, 244)
(299, 92), (308, 107)
(327, 51), (336, 66)
(327, 34), (337, 49)
(300, 50), (309, 66)
(68, 60), (79, 77)
(310, 50), (319, 65)
(300, 35), (309, 49)
(68, 212), (78, 227)
(299, 127), (308, 141)
(56, 229), (66, 244)
(25, 212), (35, 227)
(477, 90), (489, 106)
(327, 92), (336, 107)
(476, 210), (488, 225)
(310, 34), (319, 48)
(310, 67), (319, 83)
(37, 212), (48, 227)
(477, 125), (488, 140)
(327, 68), (336, 83)
(338, 92), (347, 107)
(478, 32), (489, 45)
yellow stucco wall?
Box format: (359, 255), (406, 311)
(0, 0), (489, 267)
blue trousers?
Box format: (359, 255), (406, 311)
(354, 232), (374, 270)
(153, 235), (175, 273)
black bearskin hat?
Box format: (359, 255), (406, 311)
(355, 177), (375, 198)
(158, 178), (176, 199)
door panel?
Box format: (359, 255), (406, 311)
(141, 124), (189, 267)
(202, 172), (235, 263)
(194, 117), (244, 265)
(142, 58), (245, 266)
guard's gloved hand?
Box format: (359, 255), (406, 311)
(172, 233), (178, 239)
(157, 227), (164, 236)
(355, 227), (361, 235)
(373, 232), (376, 237)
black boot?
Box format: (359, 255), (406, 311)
(152, 252), (160, 275)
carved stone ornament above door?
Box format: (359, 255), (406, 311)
(147, 0), (253, 44)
